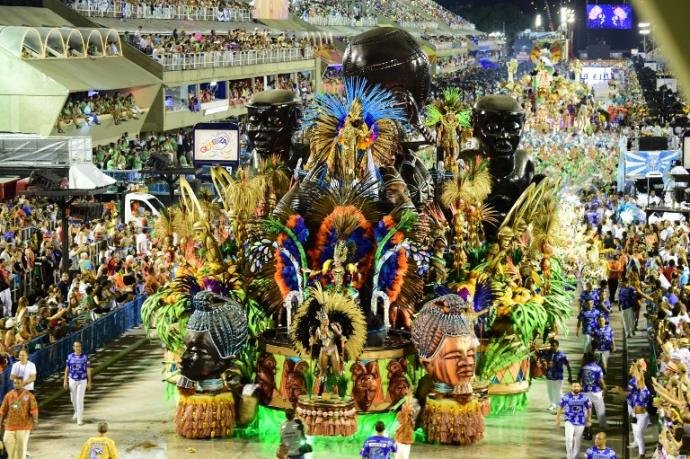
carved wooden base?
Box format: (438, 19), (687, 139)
(296, 396), (358, 436)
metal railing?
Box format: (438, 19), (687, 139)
(431, 41), (465, 50)
(303, 15), (377, 27)
(69, 0), (252, 21)
(155, 47), (314, 71)
(398, 21), (439, 30)
(0, 295), (145, 400)
(450, 22), (475, 30)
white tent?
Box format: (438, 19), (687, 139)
(69, 163), (116, 189)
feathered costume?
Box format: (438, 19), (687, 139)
(303, 78), (407, 179)
(247, 80), (428, 335)
(425, 88), (472, 175)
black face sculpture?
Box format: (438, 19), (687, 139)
(179, 291), (248, 384)
(472, 95), (536, 241)
(473, 95), (526, 179)
(180, 330), (230, 382)
(342, 28), (431, 124)
(246, 90), (300, 162)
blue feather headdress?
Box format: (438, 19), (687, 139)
(304, 77), (408, 172)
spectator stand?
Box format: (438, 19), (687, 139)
(68, 0), (252, 22)
(0, 295), (145, 401)
(22, 186), (109, 274)
(153, 46), (314, 71)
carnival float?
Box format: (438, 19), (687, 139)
(141, 27), (576, 447)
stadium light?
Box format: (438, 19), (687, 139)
(639, 29), (651, 35)
(639, 22), (650, 28)
(535, 14), (542, 29)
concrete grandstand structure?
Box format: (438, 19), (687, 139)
(0, 0), (494, 144)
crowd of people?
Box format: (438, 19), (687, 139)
(568, 185), (690, 459)
(55, 92), (142, 133)
(0, 192), (185, 348)
(288, 0), (473, 29)
(127, 28), (311, 61)
(227, 78), (259, 106)
(68, 0), (252, 22)
(290, 0), (377, 26)
(0, 190), (176, 458)
(525, 131), (620, 188)
(93, 131), (192, 170)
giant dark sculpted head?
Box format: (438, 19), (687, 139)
(343, 28), (431, 123)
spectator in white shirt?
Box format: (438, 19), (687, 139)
(136, 229), (150, 256)
(0, 243), (11, 265)
(647, 190), (661, 206)
(11, 348), (37, 391)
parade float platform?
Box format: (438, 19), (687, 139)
(257, 328), (417, 413)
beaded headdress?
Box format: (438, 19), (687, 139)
(411, 294), (477, 360)
(187, 291), (248, 360)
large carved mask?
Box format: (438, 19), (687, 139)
(255, 354), (277, 405)
(387, 359), (411, 405)
(472, 95), (525, 161)
(246, 90), (300, 160)
(280, 360), (309, 407)
(422, 335), (478, 395)
(351, 361), (383, 411)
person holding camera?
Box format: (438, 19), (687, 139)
(278, 409), (311, 459)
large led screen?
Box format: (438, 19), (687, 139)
(586, 4), (633, 29)
(193, 122), (239, 167)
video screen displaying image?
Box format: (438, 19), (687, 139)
(193, 126), (239, 166)
(586, 4), (633, 29)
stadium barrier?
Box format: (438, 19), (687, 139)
(0, 295), (145, 400)
(155, 47), (314, 71)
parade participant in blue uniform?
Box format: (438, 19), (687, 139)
(585, 432), (617, 459)
(618, 280), (638, 337)
(580, 281), (599, 306)
(361, 421), (397, 459)
(579, 352), (607, 429)
(539, 339), (573, 413)
(556, 382), (593, 459)
(590, 316), (616, 371)
(626, 359), (647, 417)
(64, 340), (92, 426)
(597, 289), (612, 322)
(577, 299), (601, 353)
(628, 366), (651, 459)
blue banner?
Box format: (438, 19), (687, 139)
(624, 150), (680, 178)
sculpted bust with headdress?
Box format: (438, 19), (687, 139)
(411, 292), (487, 445)
(177, 291), (248, 391)
(412, 293), (479, 397)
